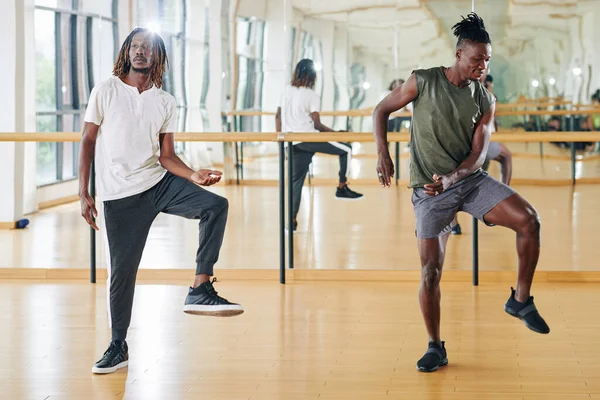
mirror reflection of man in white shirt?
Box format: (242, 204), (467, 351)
(276, 59), (364, 232)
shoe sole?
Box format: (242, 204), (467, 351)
(183, 305), (244, 317)
(416, 358), (448, 373)
(504, 305), (550, 334)
(92, 360), (128, 374)
(335, 197), (364, 201)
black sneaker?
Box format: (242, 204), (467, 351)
(92, 340), (129, 374)
(451, 223), (462, 235)
(504, 287), (550, 334)
(183, 278), (244, 317)
(335, 185), (363, 200)
(416, 341), (448, 372)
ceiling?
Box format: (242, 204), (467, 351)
(291, 0), (578, 58)
(290, 0), (595, 99)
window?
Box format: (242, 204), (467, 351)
(35, 8), (58, 185)
(137, 0), (211, 155)
(235, 17), (266, 132)
(34, 0), (118, 186)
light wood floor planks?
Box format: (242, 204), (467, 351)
(0, 280), (599, 399)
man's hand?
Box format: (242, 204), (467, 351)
(79, 191), (99, 231)
(423, 174), (454, 196)
(376, 152), (395, 187)
(190, 169), (223, 186)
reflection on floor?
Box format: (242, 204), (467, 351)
(1, 280), (599, 399)
(1, 182), (598, 272)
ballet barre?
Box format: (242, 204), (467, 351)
(226, 107), (600, 184)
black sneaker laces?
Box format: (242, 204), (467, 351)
(102, 341), (122, 361)
(206, 278), (230, 303)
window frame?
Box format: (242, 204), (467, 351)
(34, 1), (119, 187)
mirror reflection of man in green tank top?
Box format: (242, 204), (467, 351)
(372, 13), (550, 373)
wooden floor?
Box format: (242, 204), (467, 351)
(1, 280), (599, 399)
(2, 183), (599, 274)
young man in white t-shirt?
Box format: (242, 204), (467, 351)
(78, 28), (243, 375)
(275, 59), (363, 231)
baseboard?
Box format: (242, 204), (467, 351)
(0, 222), (16, 229)
(0, 268), (599, 283)
(38, 195), (80, 210)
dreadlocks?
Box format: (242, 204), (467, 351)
(291, 59), (317, 89)
(451, 12), (491, 49)
(113, 27), (169, 88)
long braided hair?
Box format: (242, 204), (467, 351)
(113, 27), (169, 88)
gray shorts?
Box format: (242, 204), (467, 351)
(486, 142), (501, 161)
(411, 170), (516, 239)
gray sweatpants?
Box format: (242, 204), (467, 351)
(101, 172), (229, 341)
(291, 141), (352, 220)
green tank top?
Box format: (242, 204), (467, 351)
(408, 67), (495, 188)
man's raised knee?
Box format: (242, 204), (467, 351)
(421, 263), (442, 291)
(518, 208), (540, 237)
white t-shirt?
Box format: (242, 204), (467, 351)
(278, 85), (320, 133)
(84, 76), (178, 201)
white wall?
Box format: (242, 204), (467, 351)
(300, 17), (336, 126)
(237, 0), (268, 20)
(22, 0), (38, 215)
(203, 0), (225, 165)
(0, 0), (36, 223)
(260, 0), (288, 131)
(332, 22), (350, 130)
(181, 0), (217, 168)
(349, 48), (390, 132)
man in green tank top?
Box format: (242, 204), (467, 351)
(372, 13), (550, 373)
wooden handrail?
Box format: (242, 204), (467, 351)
(225, 108), (600, 118)
(0, 132), (280, 143)
(282, 132), (600, 143)
(495, 102), (599, 109)
(225, 111), (276, 117)
(495, 109), (600, 117)
(175, 133), (279, 142)
(1, 131), (599, 143)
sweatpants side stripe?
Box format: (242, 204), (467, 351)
(100, 203), (113, 329)
(327, 141), (352, 177)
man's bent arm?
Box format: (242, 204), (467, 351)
(448, 102), (495, 184)
(159, 132), (195, 180)
(373, 73), (418, 155)
(310, 112), (335, 132)
(78, 122), (99, 195)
